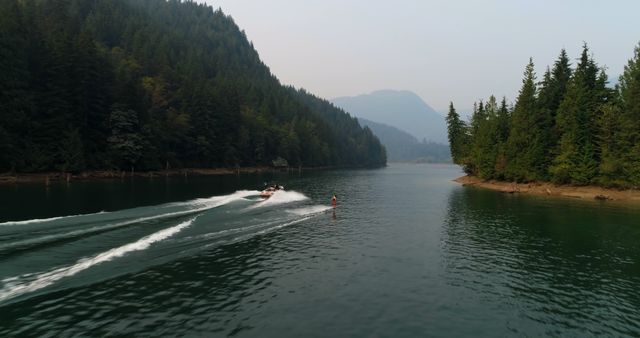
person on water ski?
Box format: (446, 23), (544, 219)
(331, 194), (337, 208)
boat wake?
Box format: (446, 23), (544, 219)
(0, 218), (195, 303)
(0, 189), (330, 305)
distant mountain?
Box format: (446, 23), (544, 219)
(332, 90), (448, 144)
(358, 118), (451, 163)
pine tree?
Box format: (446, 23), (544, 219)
(446, 102), (468, 165)
(618, 43), (640, 185)
(0, 0), (30, 171)
(493, 97), (511, 178)
(596, 103), (625, 186)
(536, 50), (572, 175)
(472, 96), (500, 179)
(551, 44), (601, 185)
(505, 58), (543, 181)
(108, 107), (143, 170)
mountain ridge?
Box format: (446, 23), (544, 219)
(357, 118), (451, 163)
(331, 89), (449, 144)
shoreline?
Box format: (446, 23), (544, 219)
(455, 175), (640, 203)
(0, 166), (342, 185)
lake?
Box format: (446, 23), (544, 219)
(1, 164), (639, 336)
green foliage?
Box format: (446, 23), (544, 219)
(618, 44), (640, 186)
(505, 58), (546, 181)
(446, 102), (470, 168)
(0, 0), (385, 173)
(550, 45), (604, 184)
(448, 43), (640, 188)
(108, 107), (143, 169)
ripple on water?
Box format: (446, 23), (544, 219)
(2, 165), (640, 337)
(442, 188), (640, 336)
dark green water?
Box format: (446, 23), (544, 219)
(1, 164), (640, 337)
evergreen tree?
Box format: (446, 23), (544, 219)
(108, 107), (143, 170)
(618, 43), (640, 185)
(596, 103), (625, 186)
(0, 0), (30, 171)
(505, 58), (544, 181)
(470, 96), (502, 178)
(493, 97), (511, 178)
(551, 44), (602, 184)
(537, 50), (572, 173)
(446, 102), (468, 165)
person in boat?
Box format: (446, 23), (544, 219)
(331, 194), (337, 208)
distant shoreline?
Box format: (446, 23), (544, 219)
(0, 166), (343, 185)
(455, 175), (640, 203)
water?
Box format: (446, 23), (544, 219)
(1, 164), (639, 337)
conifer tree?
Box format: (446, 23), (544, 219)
(493, 97), (511, 178)
(0, 0), (30, 171)
(472, 96), (500, 178)
(505, 58), (543, 181)
(446, 102), (471, 170)
(597, 103), (625, 186)
(618, 43), (640, 185)
(537, 50), (572, 173)
(551, 44), (601, 184)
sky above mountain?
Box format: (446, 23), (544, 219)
(207, 0), (640, 113)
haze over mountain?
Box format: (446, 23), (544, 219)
(332, 90), (448, 144)
(357, 118), (450, 163)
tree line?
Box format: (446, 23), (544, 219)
(0, 0), (386, 173)
(447, 43), (640, 187)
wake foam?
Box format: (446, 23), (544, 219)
(186, 190), (259, 208)
(203, 216), (313, 249)
(0, 190), (259, 253)
(0, 211), (108, 227)
(0, 218), (196, 304)
(0, 190), (259, 227)
(286, 205), (333, 216)
(250, 190), (308, 208)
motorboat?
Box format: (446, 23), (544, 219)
(260, 184), (283, 198)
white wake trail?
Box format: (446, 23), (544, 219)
(0, 190), (259, 228)
(249, 190), (309, 209)
(0, 211), (108, 227)
(286, 205), (333, 216)
(0, 190), (259, 251)
(0, 217), (196, 304)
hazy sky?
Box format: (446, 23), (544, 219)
(205, 0), (640, 113)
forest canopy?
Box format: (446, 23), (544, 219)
(0, 0), (386, 173)
(447, 43), (640, 188)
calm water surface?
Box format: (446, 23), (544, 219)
(1, 164), (639, 336)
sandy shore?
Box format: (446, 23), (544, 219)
(0, 166), (317, 185)
(455, 175), (640, 203)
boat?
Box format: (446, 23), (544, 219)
(260, 184), (284, 198)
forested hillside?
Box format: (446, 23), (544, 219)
(0, 0), (386, 173)
(447, 44), (640, 187)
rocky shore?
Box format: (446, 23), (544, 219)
(455, 175), (640, 203)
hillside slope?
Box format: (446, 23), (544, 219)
(0, 0), (385, 172)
